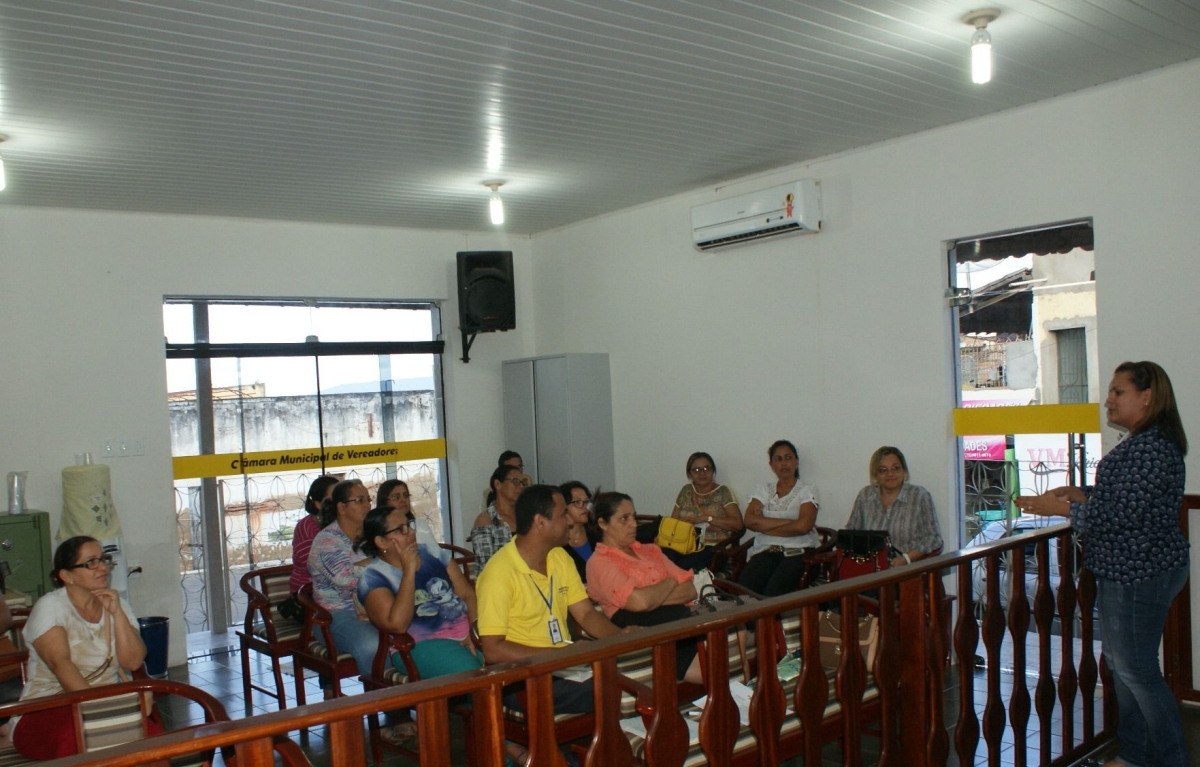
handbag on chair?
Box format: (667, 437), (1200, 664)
(833, 529), (890, 581)
(656, 517), (700, 555)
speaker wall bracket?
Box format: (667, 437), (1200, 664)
(461, 330), (478, 363)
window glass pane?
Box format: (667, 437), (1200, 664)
(205, 303), (433, 344)
(163, 303), (195, 344)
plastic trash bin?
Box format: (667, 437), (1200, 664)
(137, 616), (169, 678)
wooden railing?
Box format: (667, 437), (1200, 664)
(52, 521), (1115, 767)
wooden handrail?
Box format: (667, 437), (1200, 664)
(47, 521), (1113, 767)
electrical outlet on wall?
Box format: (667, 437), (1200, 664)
(101, 440), (114, 457)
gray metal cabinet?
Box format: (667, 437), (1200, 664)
(502, 354), (615, 491)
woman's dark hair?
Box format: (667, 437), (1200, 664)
(358, 504), (414, 558)
(377, 479), (409, 508)
(498, 450), (523, 468)
(558, 480), (593, 504)
(586, 491), (633, 542)
(318, 479), (365, 528)
(1115, 361), (1188, 455)
(304, 475), (340, 516)
(686, 451), (716, 477)
(485, 464), (523, 506)
(768, 439), (800, 478)
(52, 535), (99, 587)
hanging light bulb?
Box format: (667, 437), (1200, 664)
(486, 182), (505, 225)
(963, 9), (999, 85)
(0, 135), (7, 192)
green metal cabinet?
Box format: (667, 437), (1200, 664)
(0, 510), (54, 600)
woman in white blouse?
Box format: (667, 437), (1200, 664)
(737, 440), (821, 596)
(846, 446), (942, 567)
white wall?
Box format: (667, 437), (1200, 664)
(0, 208), (535, 662)
(530, 58), (1200, 541)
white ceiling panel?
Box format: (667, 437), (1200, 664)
(0, 0), (1197, 233)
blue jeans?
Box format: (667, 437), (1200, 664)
(329, 609), (380, 678)
(1097, 565), (1190, 767)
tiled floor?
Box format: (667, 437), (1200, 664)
(163, 631), (1200, 766)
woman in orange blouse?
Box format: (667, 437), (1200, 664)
(585, 491), (701, 683)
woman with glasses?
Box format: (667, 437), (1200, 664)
(846, 446), (942, 568)
(308, 479), (377, 678)
(737, 440), (821, 597)
(357, 505), (479, 685)
(12, 536), (154, 759)
(558, 481), (594, 582)
(663, 452), (743, 571)
(468, 464), (525, 573)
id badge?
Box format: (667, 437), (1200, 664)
(548, 617), (564, 644)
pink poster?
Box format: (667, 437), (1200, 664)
(960, 391), (1033, 461)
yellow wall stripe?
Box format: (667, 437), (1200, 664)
(172, 438), (447, 480)
(953, 403), (1101, 436)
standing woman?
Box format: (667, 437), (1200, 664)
(846, 447), (942, 567)
(737, 440), (820, 597)
(308, 479), (377, 678)
(1017, 361), (1189, 767)
(13, 537), (152, 759)
(664, 451), (743, 571)
(469, 464), (525, 573)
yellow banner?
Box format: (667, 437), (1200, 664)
(172, 438), (447, 480)
(953, 403), (1101, 436)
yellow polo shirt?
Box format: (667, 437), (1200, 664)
(476, 540), (588, 650)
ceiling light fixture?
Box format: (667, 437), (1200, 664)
(486, 181), (505, 225)
(963, 9), (999, 85)
(0, 135), (7, 192)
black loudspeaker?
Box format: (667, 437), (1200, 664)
(456, 251), (515, 333)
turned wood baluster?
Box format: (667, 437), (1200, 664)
(899, 578), (930, 766)
(1032, 539), (1057, 762)
(643, 642), (687, 767)
(925, 574), (948, 765)
(232, 737), (274, 767)
(329, 715), (367, 767)
(1056, 537), (1079, 754)
(980, 553), (1007, 765)
(874, 582), (901, 767)
(749, 613), (784, 766)
(415, 698), (452, 767)
(697, 623), (738, 764)
(954, 561), (981, 767)
(795, 603), (828, 766)
(1006, 546), (1032, 767)
(585, 657), (636, 766)
(525, 674), (567, 767)
(1077, 567), (1099, 740)
(836, 594), (867, 767)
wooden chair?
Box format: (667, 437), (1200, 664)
(440, 542), (476, 583)
(717, 525), (837, 588)
(292, 584), (359, 705)
(236, 564), (303, 710)
(360, 629), (422, 765)
(0, 678), (229, 766)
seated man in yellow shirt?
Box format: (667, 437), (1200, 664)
(476, 483), (625, 713)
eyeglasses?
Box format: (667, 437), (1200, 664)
(69, 554), (114, 571)
(567, 499), (591, 509)
(387, 491), (411, 501)
(383, 522), (414, 536)
(346, 496), (372, 505)
(689, 466), (713, 474)
(876, 466), (905, 475)
(503, 477), (526, 487)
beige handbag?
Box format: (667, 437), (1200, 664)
(817, 610), (879, 673)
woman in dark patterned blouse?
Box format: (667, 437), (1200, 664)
(1018, 361), (1189, 767)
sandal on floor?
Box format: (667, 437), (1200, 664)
(504, 741), (529, 767)
(379, 722), (418, 746)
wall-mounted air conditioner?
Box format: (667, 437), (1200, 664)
(691, 180), (821, 251)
